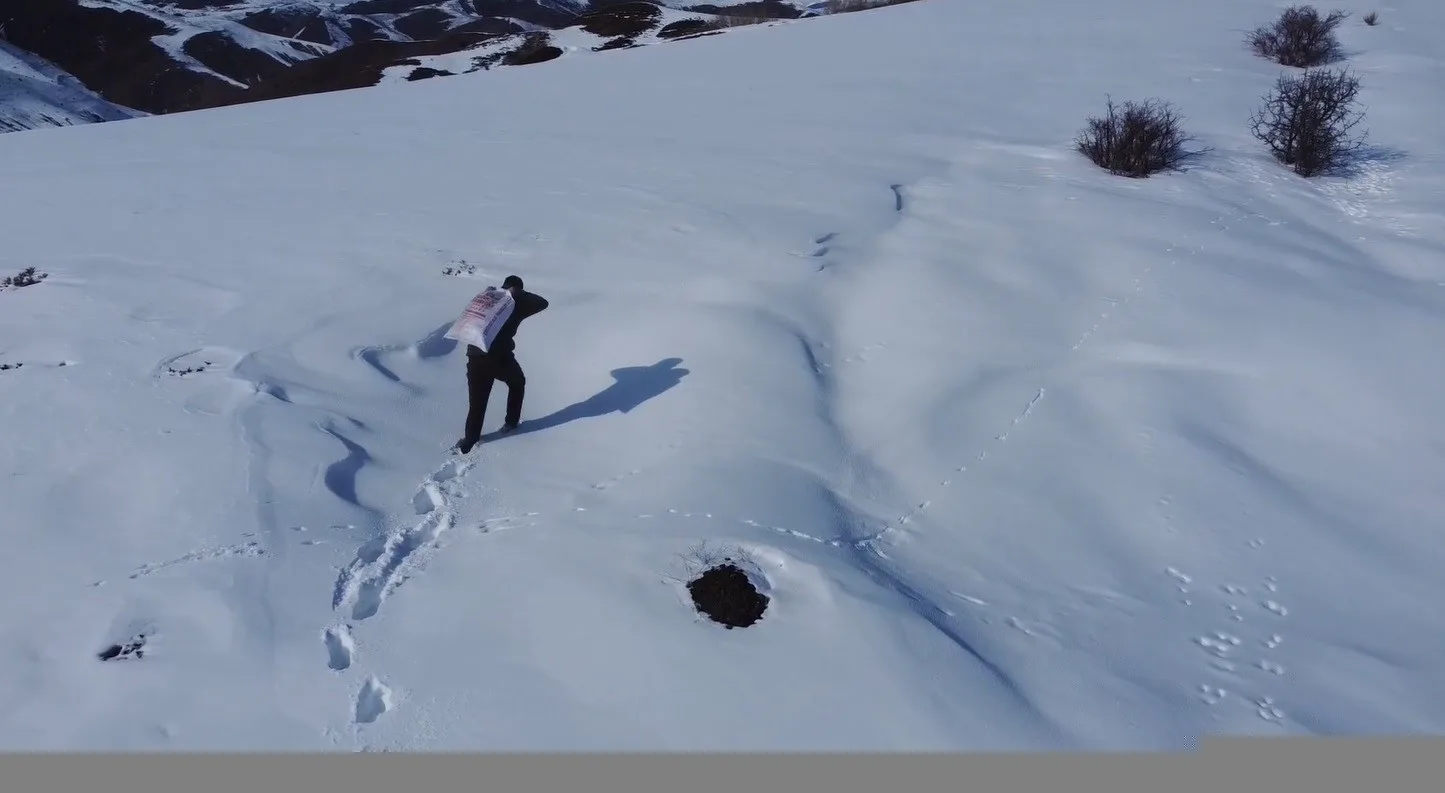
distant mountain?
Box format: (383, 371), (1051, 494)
(0, 40), (142, 133)
(0, 1), (885, 134)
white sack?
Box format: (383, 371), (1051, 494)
(444, 286), (516, 352)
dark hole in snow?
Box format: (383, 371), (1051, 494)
(688, 562), (768, 629)
(98, 633), (148, 661)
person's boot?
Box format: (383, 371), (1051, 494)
(499, 421), (519, 434)
(455, 436), (479, 454)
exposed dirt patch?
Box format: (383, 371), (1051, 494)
(342, 0), (442, 14)
(395, 7), (458, 40)
(343, 17), (390, 43)
(182, 31), (302, 86)
(460, 0), (580, 28)
(576, 2), (663, 38)
(452, 17), (529, 36)
(503, 38), (564, 66)
(684, 1), (802, 18)
(239, 7), (345, 46)
(595, 36), (640, 51)
(658, 19), (711, 39)
(689, 562), (770, 629)
(184, 30), (505, 109)
(406, 66), (455, 81)
(98, 632), (149, 661)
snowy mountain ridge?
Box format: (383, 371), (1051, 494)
(0, 41), (143, 133)
(0, 0), (837, 134)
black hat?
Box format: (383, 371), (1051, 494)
(502, 275), (523, 290)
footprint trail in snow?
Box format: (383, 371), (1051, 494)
(333, 457), (472, 622)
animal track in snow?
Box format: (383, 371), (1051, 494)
(1189, 560), (1290, 722)
(324, 626), (354, 671)
(631, 508), (840, 547)
(592, 467), (645, 492)
(354, 677), (393, 724)
(1166, 567), (1194, 594)
(474, 512), (540, 535)
(1198, 684), (1227, 705)
(1196, 631), (1242, 657)
(1254, 696), (1285, 722)
(839, 341), (889, 364)
(127, 540), (265, 580)
(793, 232), (838, 270)
(853, 387), (1047, 555)
(1257, 659), (1286, 675)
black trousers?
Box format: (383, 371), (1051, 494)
(464, 352), (525, 441)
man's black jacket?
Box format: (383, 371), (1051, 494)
(467, 288), (548, 359)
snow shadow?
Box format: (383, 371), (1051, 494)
(414, 322), (457, 359)
(321, 420), (373, 508)
(486, 357), (689, 439)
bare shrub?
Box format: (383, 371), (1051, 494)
(1249, 67), (1367, 177)
(1075, 97), (1201, 177)
(1248, 6), (1349, 67)
(1363, 11), (1379, 26)
(2, 266), (48, 289)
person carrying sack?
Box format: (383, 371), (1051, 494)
(451, 275), (549, 454)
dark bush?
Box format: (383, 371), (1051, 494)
(577, 2), (661, 38)
(594, 36), (639, 51)
(658, 19), (710, 39)
(1363, 11), (1378, 26)
(502, 41), (562, 66)
(1249, 67), (1367, 177)
(405, 66), (452, 81)
(2, 267), (48, 289)
(1248, 5), (1349, 67)
(1075, 97), (1200, 177)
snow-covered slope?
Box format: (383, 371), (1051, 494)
(2, 0), (1444, 750)
(0, 43), (143, 133)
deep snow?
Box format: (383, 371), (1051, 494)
(1, 0), (1444, 750)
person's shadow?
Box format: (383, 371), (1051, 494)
(483, 357), (689, 441)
